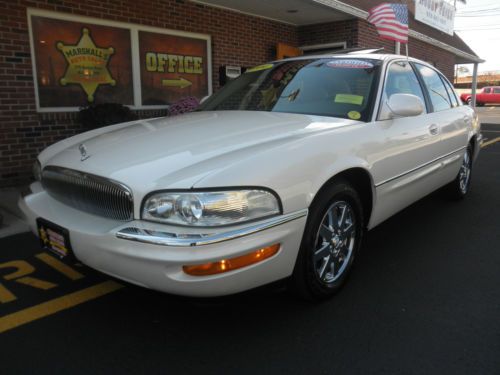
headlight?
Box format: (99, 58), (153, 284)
(33, 160), (42, 181)
(142, 189), (281, 226)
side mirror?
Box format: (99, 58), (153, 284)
(386, 93), (424, 118)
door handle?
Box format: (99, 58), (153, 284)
(429, 124), (439, 136)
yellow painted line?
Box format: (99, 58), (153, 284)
(35, 253), (84, 280)
(481, 137), (500, 148)
(0, 280), (123, 334)
(0, 283), (17, 304)
(15, 276), (57, 290)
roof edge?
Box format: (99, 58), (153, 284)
(312, 0), (484, 64)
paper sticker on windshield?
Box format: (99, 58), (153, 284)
(348, 111), (361, 120)
(246, 64), (274, 73)
(327, 60), (374, 69)
(335, 94), (364, 105)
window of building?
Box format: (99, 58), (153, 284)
(415, 64), (451, 112)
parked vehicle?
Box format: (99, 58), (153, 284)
(20, 53), (482, 300)
(460, 86), (500, 106)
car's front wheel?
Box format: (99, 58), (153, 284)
(290, 180), (364, 301)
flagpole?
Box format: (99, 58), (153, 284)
(395, 41), (401, 55)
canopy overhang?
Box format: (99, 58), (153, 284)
(192, 0), (484, 65)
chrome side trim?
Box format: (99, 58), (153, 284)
(375, 146), (466, 188)
(116, 209), (308, 247)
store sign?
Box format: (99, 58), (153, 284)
(139, 31), (209, 106)
(30, 15), (133, 109)
(28, 10), (211, 111)
(415, 0), (455, 35)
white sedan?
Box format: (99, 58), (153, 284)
(20, 53), (482, 300)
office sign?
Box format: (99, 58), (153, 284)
(139, 31), (209, 106)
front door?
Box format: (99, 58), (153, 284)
(369, 60), (444, 227)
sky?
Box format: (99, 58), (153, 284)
(454, 0), (500, 72)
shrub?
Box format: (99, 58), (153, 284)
(79, 103), (138, 130)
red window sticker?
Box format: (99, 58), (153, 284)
(326, 60), (374, 69)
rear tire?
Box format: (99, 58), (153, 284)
(444, 146), (473, 200)
(290, 179), (364, 301)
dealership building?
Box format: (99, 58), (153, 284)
(0, 0), (483, 187)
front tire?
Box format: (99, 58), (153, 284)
(290, 180), (364, 301)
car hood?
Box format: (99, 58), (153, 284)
(41, 111), (359, 192)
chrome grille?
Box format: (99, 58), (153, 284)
(41, 166), (134, 221)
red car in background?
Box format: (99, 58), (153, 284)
(460, 86), (500, 106)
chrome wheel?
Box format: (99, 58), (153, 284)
(459, 150), (471, 194)
(313, 201), (356, 284)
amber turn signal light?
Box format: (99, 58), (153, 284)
(183, 244), (280, 276)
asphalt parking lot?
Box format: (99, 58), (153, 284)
(1, 115), (499, 374)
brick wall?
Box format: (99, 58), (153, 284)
(298, 19), (358, 48)
(0, 0), (298, 187)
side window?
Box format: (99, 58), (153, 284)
(493, 88), (500, 94)
(484, 87), (491, 94)
(415, 64), (452, 112)
(441, 76), (459, 107)
(384, 61), (426, 109)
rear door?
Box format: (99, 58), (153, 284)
(414, 63), (468, 160)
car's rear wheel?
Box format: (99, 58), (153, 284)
(290, 180), (364, 301)
(444, 146), (473, 200)
(466, 97), (472, 105)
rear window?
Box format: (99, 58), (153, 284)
(198, 58), (381, 122)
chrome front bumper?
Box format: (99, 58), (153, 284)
(116, 209), (308, 247)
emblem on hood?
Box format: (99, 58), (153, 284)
(79, 143), (90, 161)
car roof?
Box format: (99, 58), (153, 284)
(273, 53), (429, 66)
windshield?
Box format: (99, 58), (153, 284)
(198, 58), (381, 121)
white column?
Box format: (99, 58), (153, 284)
(471, 63), (478, 107)
(395, 41), (400, 55)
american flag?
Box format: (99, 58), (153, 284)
(367, 3), (409, 43)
